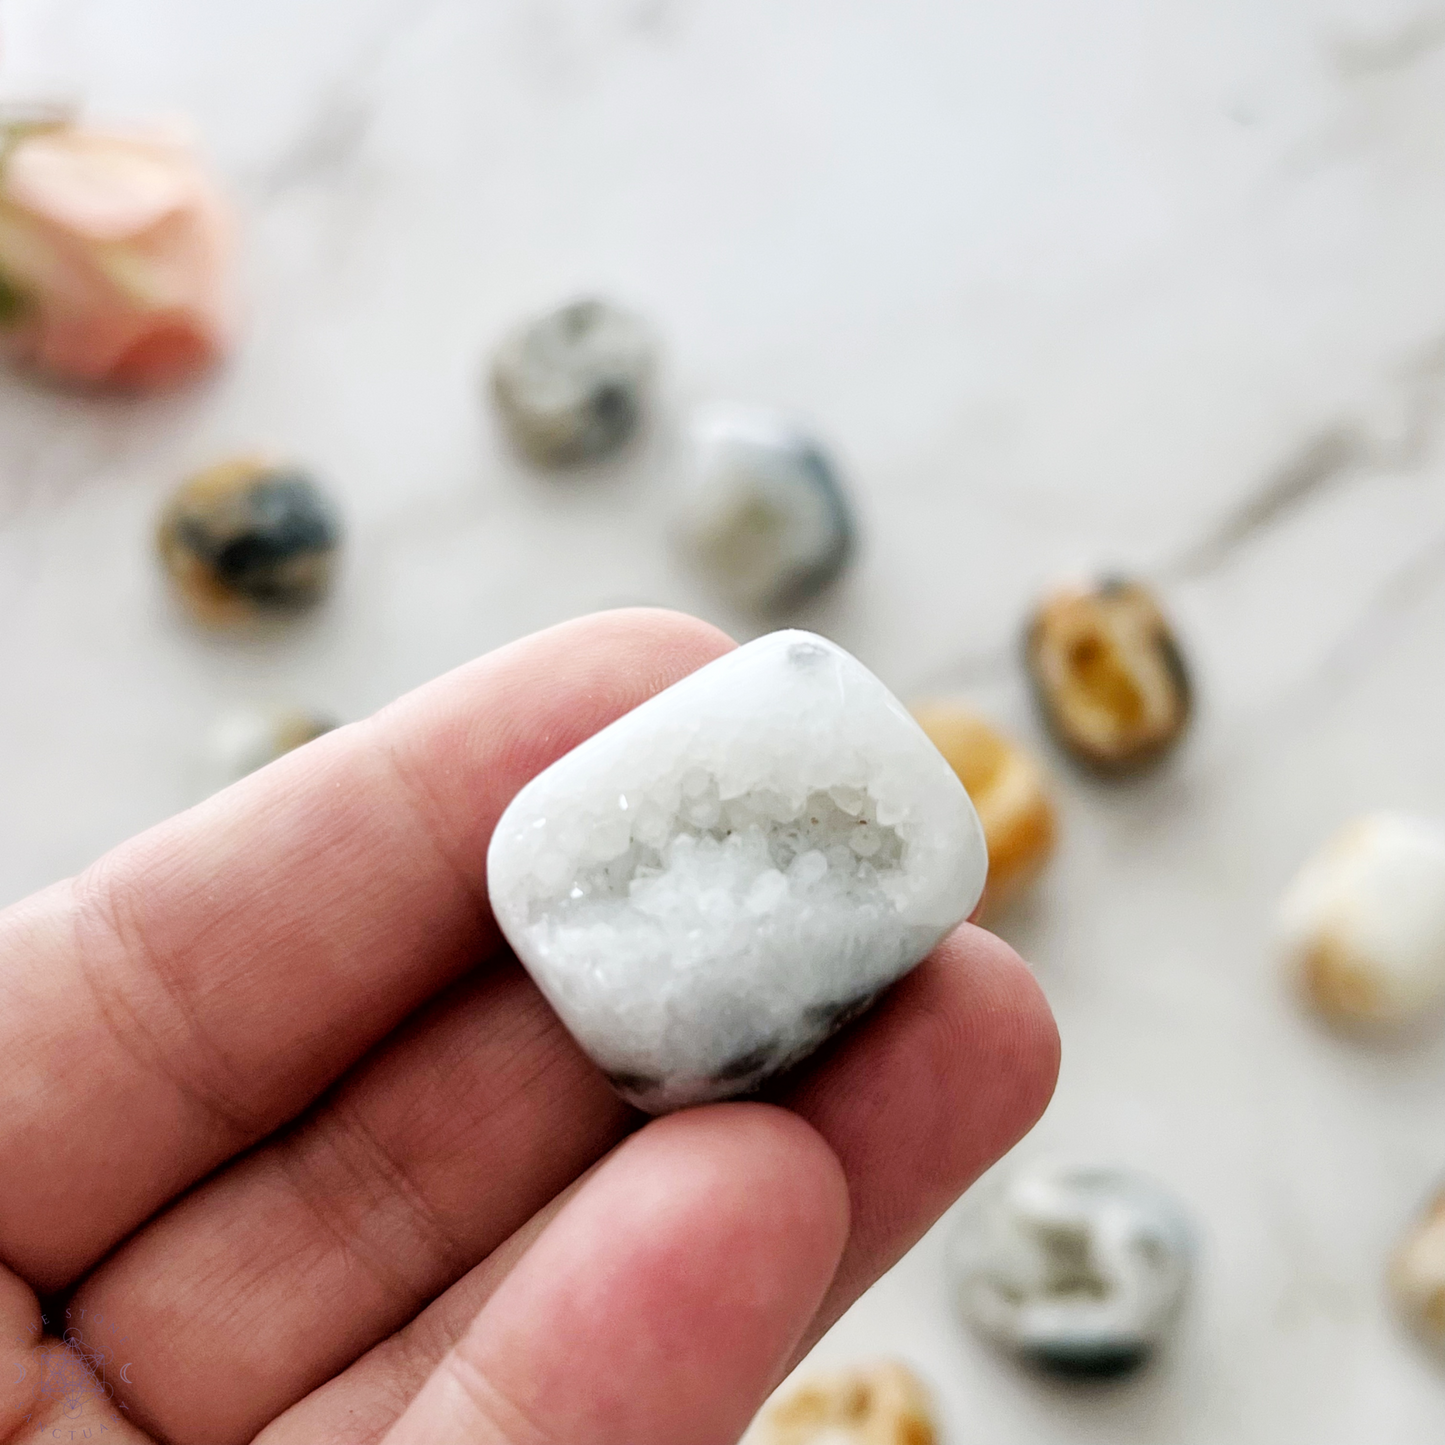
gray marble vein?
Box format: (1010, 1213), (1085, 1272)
(1333, 10), (1445, 78)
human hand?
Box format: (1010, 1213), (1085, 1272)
(0, 610), (1058, 1445)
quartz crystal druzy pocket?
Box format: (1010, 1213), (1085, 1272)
(487, 631), (988, 1113)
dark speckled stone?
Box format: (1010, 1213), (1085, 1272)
(158, 458), (341, 625)
(491, 297), (655, 466)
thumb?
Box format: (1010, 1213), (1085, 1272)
(380, 1104), (850, 1445)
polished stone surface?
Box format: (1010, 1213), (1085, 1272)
(1277, 813), (1445, 1030)
(912, 701), (1058, 921)
(949, 1163), (1194, 1377)
(749, 1360), (938, 1445)
(2, 3), (1444, 1439)
(491, 296), (654, 465)
(157, 456), (340, 625)
(1391, 1187), (1445, 1355)
(203, 705), (337, 790)
(487, 630), (986, 1112)
(676, 404), (855, 611)
(1025, 578), (1192, 774)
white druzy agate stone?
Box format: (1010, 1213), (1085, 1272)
(487, 630), (987, 1112)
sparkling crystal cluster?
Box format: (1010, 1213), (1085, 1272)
(488, 630), (987, 1112)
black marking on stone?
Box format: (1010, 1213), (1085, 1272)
(586, 380), (638, 441)
(713, 1042), (782, 1083)
(733, 988), (887, 1094)
(1155, 624), (1194, 721)
(1025, 1343), (1151, 1379)
(607, 987), (892, 1111)
(804, 988), (881, 1033)
(771, 446), (855, 611)
(180, 472), (341, 607)
(605, 1069), (662, 1095)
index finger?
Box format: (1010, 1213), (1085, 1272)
(0, 609), (733, 1291)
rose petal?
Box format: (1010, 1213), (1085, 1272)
(108, 320), (216, 388)
(0, 122), (233, 388)
(5, 130), (197, 240)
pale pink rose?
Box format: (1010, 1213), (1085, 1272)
(0, 120), (234, 389)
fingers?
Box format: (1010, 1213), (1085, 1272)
(0, 609), (732, 1290)
(0, 1265), (150, 1443)
(779, 922), (1060, 1360)
(380, 1106), (849, 1445)
(256, 924), (1056, 1444)
(254, 1167), (595, 1445)
(73, 963), (632, 1445)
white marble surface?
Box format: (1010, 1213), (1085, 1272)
(2, 2), (1444, 1440)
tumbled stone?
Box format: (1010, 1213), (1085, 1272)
(1277, 814), (1445, 1030)
(1392, 1188), (1445, 1354)
(1024, 578), (1191, 772)
(487, 630), (986, 1113)
(206, 707), (338, 788)
(676, 405), (855, 611)
(157, 457), (341, 626)
(912, 702), (1057, 919)
(949, 1163), (1193, 1376)
(754, 1361), (938, 1445)
(490, 297), (654, 465)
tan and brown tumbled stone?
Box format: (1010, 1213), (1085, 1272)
(1277, 814), (1445, 1031)
(1392, 1188), (1445, 1353)
(912, 702), (1057, 920)
(1024, 577), (1191, 773)
(756, 1361), (938, 1445)
(157, 455), (341, 626)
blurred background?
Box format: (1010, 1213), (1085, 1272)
(2, 1), (1444, 1440)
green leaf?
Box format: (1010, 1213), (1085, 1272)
(0, 269), (27, 327)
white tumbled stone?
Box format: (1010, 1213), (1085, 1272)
(1392, 1187), (1445, 1354)
(487, 630), (987, 1112)
(676, 406), (856, 612)
(204, 706), (337, 791)
(490, 297), (655, 465)
(949, 1163), (1194, 1376)
(1277, 813), (1445, 1029)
